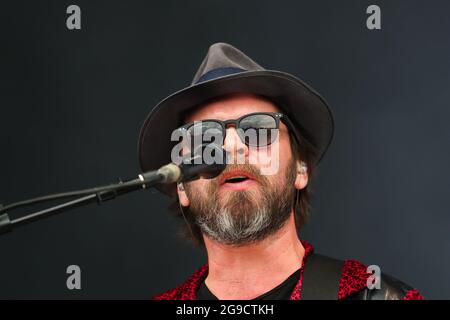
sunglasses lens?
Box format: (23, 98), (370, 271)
(239, 114), (278, 146)
(187, 121), (223, 147)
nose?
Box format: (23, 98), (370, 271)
(223, 127), (249, 159)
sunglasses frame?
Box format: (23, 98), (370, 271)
(177, 112), (298, 148)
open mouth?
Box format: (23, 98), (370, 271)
(225, 176), (250, 183)
(219, 171), (256, 187)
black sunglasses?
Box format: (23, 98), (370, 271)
(177, 112), (297, 148)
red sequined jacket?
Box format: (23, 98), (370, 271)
(152, 241), (423, 300)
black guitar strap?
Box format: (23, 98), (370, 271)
(301, 253), (344, 300)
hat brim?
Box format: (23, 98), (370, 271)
(138, 70), (334, 196)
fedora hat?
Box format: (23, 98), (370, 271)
(138, 42), (334, 196)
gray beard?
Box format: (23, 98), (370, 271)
(185, 161), (297, 246)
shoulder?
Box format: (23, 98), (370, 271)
(152, 287), (180, 300)
(338, 259), (424, 300)
(151, 264), (209, 300)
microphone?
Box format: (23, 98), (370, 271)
(149, 143), (228, 184)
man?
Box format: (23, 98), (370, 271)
(138, 43), (423, 300)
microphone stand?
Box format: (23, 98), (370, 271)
(0, 143), (227, 236)
(0, 170), (165, 235)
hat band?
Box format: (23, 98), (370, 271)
(196, 67), (246, 83)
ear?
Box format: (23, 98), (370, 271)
(177, 183), (190, 207)
(295, 161), (308, 190)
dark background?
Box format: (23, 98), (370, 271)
(1, 0), (449, 299)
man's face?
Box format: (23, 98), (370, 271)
(177, 93), (307, 246)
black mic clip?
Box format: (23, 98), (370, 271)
(175, 143), (228, 183)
